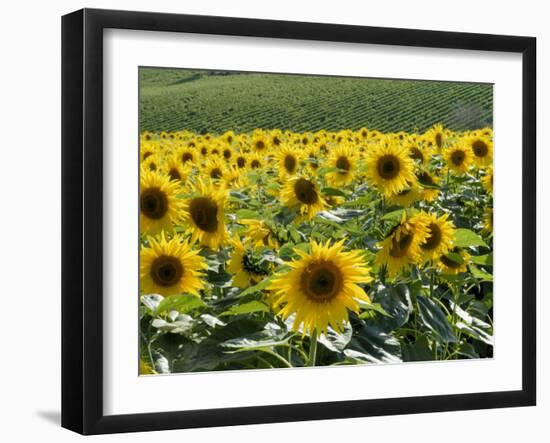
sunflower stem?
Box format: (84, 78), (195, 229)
(308, 331), (319, 367)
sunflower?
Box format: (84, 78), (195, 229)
(386, 184), (422, 207)
(428, 124), (446, 152)
(413, 212), (455, 263)
(247, 152), (265, 171)
(482, 166), (493, 194)
(182, 179), (227, 249)
(274, 144), (302, 178)
(178, 146), (197, 167)
(416, 170), (440, 201)
(444, 144), (472, 175)
(142, 152), (162, 172)
(203, 157), (228, 183)
(225, 164), (248, 189)
(268, 240), (373, 335)
(240, 219), (278, 248)
(140, 140), (158, 162)
(222, 130), (235, 145)
(438, 247), (471, 275)
(140, 168), (184, 235)
(139, 359), (155, 375)
(269, 129), (284, 148)
(222, 146), (234, 163)
(163, 153), (191, 183)
(280, 176), (327, 221)
(364, 139), (417, 197)
(234, 153), (248, 170)
(406, 140), (428, 165)
(140, 232), (207, 296)
(358, 127), (369, 140)
(326, 143), (357, 187)
(227, 237), (272, 288)
(375, 213), (429, 277)
(251, 131), (270, 153)
(464, 135), (493, 167)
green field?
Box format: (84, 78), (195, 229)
(139, 68), (493, 134)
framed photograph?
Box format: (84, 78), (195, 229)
(62, 8), (536, 435)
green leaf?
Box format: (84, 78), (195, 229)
(200, 314), (226, 328)
(345, 325), (402, 363)
(469, 264), (493, 282)
(371, 284), (413, 331)
(457, 342), (479, 359)
(152, 314), (195, 334)
(236, 209), (260, 220)
(237, 275), (275, 298)
(417, 295), (457, 343)
(470, 254), (493, 266)
(141, 294), (163, 314)
(456, 322), (494, 345)
(454, 228), (488, 248)
(401, 336), (433, 362)
(318, 323), (353, 353)
(220, 330), (288, 351)
(221, 300), (270, 317)
(445, 251), (464, 265)
(358, 302), (392, 319)
(381, 208), (405, 222)
(449, 301), (493, 345)
(321, 187), (347, 197)
(156, 294), (205, 315)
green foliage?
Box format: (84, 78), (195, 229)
(140, 68), (493, 133)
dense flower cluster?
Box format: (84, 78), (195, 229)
(139, 125), (494, 373)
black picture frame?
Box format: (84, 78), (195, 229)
(62, 8), (537, 435)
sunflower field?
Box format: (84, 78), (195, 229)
(139, 121), (494, 374)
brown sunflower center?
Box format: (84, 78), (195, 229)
(451, 150), (465, 166)
(294, 178), (318, 205)
(284, 154), (297, 173)
(309, 155), (319, 169)
(390, 232), (413, 258)
(417, 171), (434, 186)
(150, 255), (183, 287)
(472, 140), (488, 158)
(422, 222), (442, 251)
(409, 147), (424, 163)
(200, 147), (208, 156)
(377, 155), (401, 179)
(181, 152), (193, 164)
(236, 156), (246, 168)
(140, 187), (168, 220)
(336, 156), (351, 173)
(273, 136), (281, 146)
(255, 140), (266, 150)
(189, 197), (219, 233)
(300, 261), (343, 303)
(148, 162), (157, 171)
(210, 168), (223, 179)
(250, 159), (261, 169)
(168, 168), (181, 181)
(143, 152), (153, 160)
(223, 149), (232, 160)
